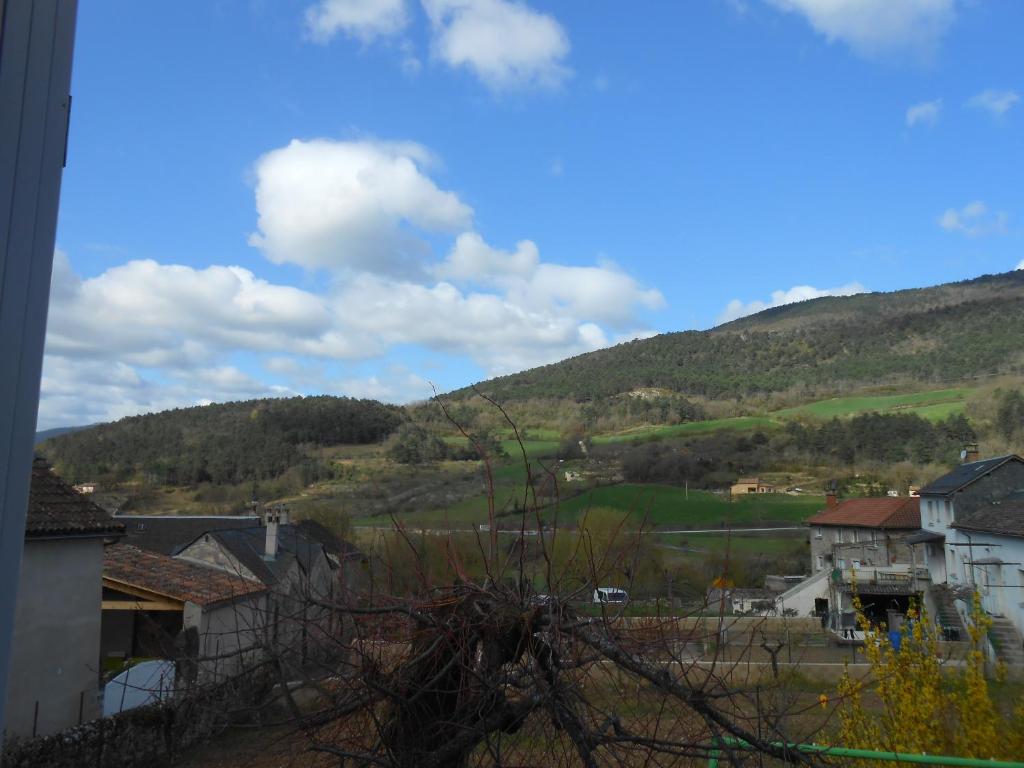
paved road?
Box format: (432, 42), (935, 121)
(355, 525), (805, 535)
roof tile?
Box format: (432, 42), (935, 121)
(26, 458), (124, 538)
(806, 497), (920, 529)
(104, 543), (266, 606)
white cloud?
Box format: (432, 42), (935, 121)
(435, 231), (539, 282)
(906, 99), (941, 127)
(765, 0), (956, 58)
(305, 0), (409, 43)
(333, 369), (433, 402)
(37, 357), (294, 430)
(331, 273), (614, 374)
(45, 135), (667, 425)
(967, 89), (1020, 117)
(46, 252), (335, 365)
(436, 233), (664, 327)
(249, 139), (473, 275)
(938, 201), (1008, 237)
(1016, 260), (1024, 271)
(422, 0), (571, 90)
(717, 282), (866, 323)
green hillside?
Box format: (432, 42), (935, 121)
(38, 396), (403, 486)
(452, 271), (1024, 402)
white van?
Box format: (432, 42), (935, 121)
(593, 587), (628, 604)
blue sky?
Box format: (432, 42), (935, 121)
(42, 0), (1023, 428)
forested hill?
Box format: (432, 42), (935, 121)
(38, 396), (403, 486)
(453, 270), (1024, 402)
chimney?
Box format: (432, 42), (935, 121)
(961, 443), (979, 464)
(264, 507), (281, 560)
(825, 479), (839, 508)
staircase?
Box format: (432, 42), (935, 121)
(930, 585), (966, 640)
(988, 617), (1024, 666)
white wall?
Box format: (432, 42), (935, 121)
(4, 538), (104, 737)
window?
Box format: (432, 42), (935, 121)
(838, 558), (846, 569)
(836, 528), (844, 543)
(816, 556), (824, 571)
(814, 527), (822, 539)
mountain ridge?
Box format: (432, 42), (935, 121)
(450, 270), (1024, 403)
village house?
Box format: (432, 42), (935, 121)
(112, 508), (362, 671)
(730, 477), (777, 496)
(5, 459), (124, 738)
(910, 453), (1024, 665)
(101, 543), (268, 684)
(776, 491), (924, 633)
(706, 585), (778, 615)
(807, 492), (920, 574)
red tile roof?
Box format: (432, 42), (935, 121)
(806, 497), (920, 529)
(26, 458), (124, 538)
(103, 543), (266, 606)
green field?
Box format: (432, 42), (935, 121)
(772, 387), (971, 419)
(543, 485), (824, 527)
(594, 416), (778, 444)
(356, 483), (825, 530)
(589, 386), (973, 446)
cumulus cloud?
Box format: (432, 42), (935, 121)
(938, 201), (1008, 237)
(249, 139), (473, 275)
(330, 273), (614, 374)
(44, 134), (666, 426)
(765, 0), (956, 58)
(305, 0), (409, 43)
(46, 251), (335, 365)
(37, 356), (294, 430)
(436, 233), (664, 327)
(1016, 260), (1024, 271)
(906, 99), (941, 127)
(422, 0), (571, 90)
(967, 89), (1020, 118)
(717, 282), (866, 324)
(435, 232), (539, 283)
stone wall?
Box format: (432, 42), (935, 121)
(2, 672), (270, 768)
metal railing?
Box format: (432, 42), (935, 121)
(707, 737), (1024, 768)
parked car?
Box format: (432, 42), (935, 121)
(593, 587), (628, 604)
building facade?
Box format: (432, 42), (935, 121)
(5, 460), (123, 738)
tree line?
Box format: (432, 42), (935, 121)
(39, 396), (404, 486)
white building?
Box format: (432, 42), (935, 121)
(910, 454), (1024, 665)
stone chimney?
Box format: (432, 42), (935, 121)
(264, 508), (281, 560)
(825, 479), (838, 508)
(962, 443), (980, 464)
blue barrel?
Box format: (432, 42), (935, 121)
(888, 630), (902, 651)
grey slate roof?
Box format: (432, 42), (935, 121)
(918, 455), (1023, 496)
(26, 458), (124, 539)
(294, 519), (365, 561)
(953, 502), (1024, 538)
(201, 525), (325, 586)
(117, 515), (261, 555)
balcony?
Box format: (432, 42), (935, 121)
(836, 564), (930, 595)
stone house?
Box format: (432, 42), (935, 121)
(806, 493), (920, 574)
(114, 509), (361, 669)
(5, 459), (124, 738)
(730, 477), (776, 496)
(101, 544), (268, 684)
(775, 493), (922, 629)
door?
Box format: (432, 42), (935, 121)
(979, 564), (1002, 616)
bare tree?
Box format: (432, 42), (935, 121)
(166, 396), (833, 767)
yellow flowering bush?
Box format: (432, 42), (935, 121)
(835, 592), (1024, 760)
